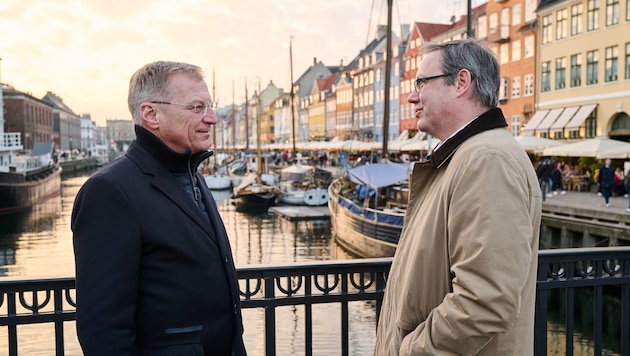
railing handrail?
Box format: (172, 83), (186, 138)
(1, 248), (629, 356)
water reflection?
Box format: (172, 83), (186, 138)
(0, 175), (623, 355)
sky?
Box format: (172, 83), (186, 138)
(0, 0), (480, 126)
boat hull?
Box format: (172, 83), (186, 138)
(328, 183), (402, 258)
(204, 174), (231, 190)
(0, 167), (62, 214)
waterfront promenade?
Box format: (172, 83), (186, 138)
(543, 189), (630, 213)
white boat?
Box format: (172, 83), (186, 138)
(204, 172), (231, 190)
(277, 164), (331, 206)
(0, 137), (61, 214)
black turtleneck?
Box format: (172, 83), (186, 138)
(133, 125), (214, 218)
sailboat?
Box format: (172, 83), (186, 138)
(327, 0), (412, 257)
(231, 80), (279, 211)
(203, 68), (232, 190)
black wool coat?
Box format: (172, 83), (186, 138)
(72, 126), (246, 356)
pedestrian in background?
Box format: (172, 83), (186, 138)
(597, 158), (615, 207)
(374, 39), (541, 355)
(72, 61), (247, 355)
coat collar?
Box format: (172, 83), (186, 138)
(429, 108), (507, 168)
(132, 125), (213, 173)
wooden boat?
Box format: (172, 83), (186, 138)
(0, 138), (61, 215)
(327, 162), (410, 257)
(231, 172), (279, 209)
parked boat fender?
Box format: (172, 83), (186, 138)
(304, 188), (329, 206)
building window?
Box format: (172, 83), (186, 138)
(512, 39), (521, 61)
(571, 3), (583, 36)
(606, 0), (619, 26)
(585, 114), (597, 138)
(571, 54), (582, 87)
(511, 76), (521, 98)
(556, 57), (567, 89)
(511, 115), (520, 136)
(524, 74), (534, 96)
(541, 61), (551, 92)
(500, 43), (509, 64)
(627, 0), (630, 21)
(512, 4), (522, 25)
(605, 45), (619, 82)
(477, 15), (487, 38)
(499, 77), (509, 103)
(626, 43), (630, 79)
(501, 8), (510, 39)
(556, 9), (568, 40)
(489, 13), (498, 33)
(542, 15), (553, 44)
(525, 0), (537, 22)
(524, 36), (534, 58)
(587, 50), (599, 84)
(587, 0), (600, 31)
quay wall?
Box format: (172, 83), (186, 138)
(541, 203), (630, 248)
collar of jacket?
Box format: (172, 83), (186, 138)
(428, 108), (507, 168)
(134, 125), (214, 174)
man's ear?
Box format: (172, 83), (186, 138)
(141, 103), (159, 129)
(455, 69), (474, 98)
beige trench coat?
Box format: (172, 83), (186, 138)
(374, 126), (542, 355)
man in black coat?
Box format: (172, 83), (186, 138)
(598, 158), (615, 207)
(71, 61), (246, 355)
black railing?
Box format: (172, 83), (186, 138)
(0, 248), (629, 356)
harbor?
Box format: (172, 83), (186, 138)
(0, 172), (629, 355)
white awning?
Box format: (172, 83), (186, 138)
(565, 104), (597, 131)
(522, 110), (549, 134)
(535, 108), (564, 132)
(550, 106), (580, 131)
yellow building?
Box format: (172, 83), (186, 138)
(529, 0), (630, 141)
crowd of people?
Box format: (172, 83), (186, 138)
(535, 157), (630, 208)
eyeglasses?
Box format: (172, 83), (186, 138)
(414, 73), (453, 93)
(150, 101), (217, 116)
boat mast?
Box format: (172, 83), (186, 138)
(212, 67), (217, 151)
(245, 79), (250, 152)
(290, 38), (297, 158)
(231, 80), (235, 154)
(382, 0), (393, 159)
(257, 80), (263, 175)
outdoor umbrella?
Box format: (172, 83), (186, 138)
(542, 136), (630, 158)
(514, 134), (565, 153)
(596, 143), (630, 159)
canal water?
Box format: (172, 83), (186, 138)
(0, 174), (622, 355)
(0, 174), (375, 355)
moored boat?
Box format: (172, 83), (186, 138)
(0, 137), (61, 215)
(327, 162), (410, 257)
(277, 164), (332, 206)
(231, 172), (279, 211)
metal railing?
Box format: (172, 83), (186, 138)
(0, 248), (629, 356)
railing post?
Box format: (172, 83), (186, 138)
(264, 273), (276, 356)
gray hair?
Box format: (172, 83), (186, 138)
(128, 61), (205, 125)
(422, 39), (500, 108)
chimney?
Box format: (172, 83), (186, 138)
(313, 57), (317, 65)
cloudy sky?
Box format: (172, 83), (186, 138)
(0, 0), (479, 126)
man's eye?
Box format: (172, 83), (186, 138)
(190, 104), (202, 113)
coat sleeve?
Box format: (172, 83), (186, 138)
(399, 151), (537, 355)
(71, 174), (142, 355)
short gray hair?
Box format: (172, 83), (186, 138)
(127, 61), (205, 125)
(422, 39), (500, 108)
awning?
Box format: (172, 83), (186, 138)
(535, 108), (564, 132)
(550, 106), (580, 131)
(522, 110), (549, 134)
(565, 104), (597, 131)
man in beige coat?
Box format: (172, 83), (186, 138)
(374, 39), (542, 355)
